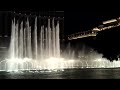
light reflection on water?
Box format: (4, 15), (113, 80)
(1, 68), (120, 79)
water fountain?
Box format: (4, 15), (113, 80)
(0, 12), (120, 72)
(0, 14), (66, 72)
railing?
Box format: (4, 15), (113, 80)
(67, 23), (120, 40)
(68, 31), (97, 40)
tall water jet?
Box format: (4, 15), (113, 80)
(42, 26), (45, 59)
(52, 18), (56, 57)
(45, 27), (48, 58)
(34, 17), (38, 60)
(7, 18), (16, 71)
(29, 26), (32, 58)
(55, 21), (60, 58)
(48, 19), (52, 57)
(24, 25), (27, 57)
(15, 21), (19, 58)
(26, 18), (32, 58)
(9, 18), (15, 59)
(40, 26), (44, 60)
(19, 21), (24, 59)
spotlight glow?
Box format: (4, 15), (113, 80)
(1, 57), (120, 72)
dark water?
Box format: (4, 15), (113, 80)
(0, 68), (120, 79)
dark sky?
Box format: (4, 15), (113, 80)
(65, 9), (120, 34)
(0, 8), (120, 36)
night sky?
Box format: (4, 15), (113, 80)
(65, 10), (120, 34)
(0, 7), (120, 35)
